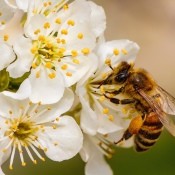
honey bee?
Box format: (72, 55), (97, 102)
(100, 61), (175, 152)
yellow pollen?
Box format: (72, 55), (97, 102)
(52, 125), (57, 129)
(43, 2), (48, 7)
(103, 108), (109, 114)
(56, 117), (59, 121)
(67, 20), (75, 26)
(48, 1), (52, 5)
(45, 62), (52, 69)
(61, 64), (68, 70)
(61, 39), (66, 44)
(31, 47), (38, 54)
(57, 38), (61, 43)
(34, 29), (41, 35)
(43, 22), (50, 29)
(61, 29), (68, 35)
(122, 49), (128, 55)
(41, 157), (45, 161)
(63, 4), (69, 10)
(1, 21), (5, 25)
(77, 33), (84, 39)
(71, 50), (78, 57)
(113, 49), (119, 55)
(72, 58), (80, 64)
(101, 73), (108, 79)
(33, 160), (37, 164)
(54, 142), (58, 146)
(38, 35), (45, 41)
(36, 71), (40, 78)
(3, 34), (9, 41)
(55, 18), (62, 24)
(22, 162), (26, 167)
(48, 72), (56, 79)
(9, 110), (13, 114)
(66, 72), (72, 77)
(9, 165), (13, 170)
(105, 58), (111, 65)
(100, 86), (105, 93)
(2, 149), (7, 153)
(32, 63), (37, 69)
(99, 96), (105, 102)
(108, 115), (114, 121)
(81, 48), (90, 55)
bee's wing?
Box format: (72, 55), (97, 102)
(157, 86), (175, 115)
(137, 89), (175, 136)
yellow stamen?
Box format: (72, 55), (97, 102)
(71, 50), (78, 57)
(67, 20), (75, 26)
(61, 64), (68, 70)
(81, 48), (90, 55)
(103, 108), (109, 114)
(122, 49), (128, 55)
(3, 34), (9, 41)
(61, 29), (68, 35)
(66, 72), (72, 77)
(113, 49), (119, 55)
(43, 22), (50, 29)
(77, 33), (84, 39)
(55, 18), (62, 24)
(48, 72), (56, 79)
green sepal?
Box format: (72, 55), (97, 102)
(0, 69), (10, 92)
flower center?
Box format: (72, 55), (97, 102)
(12, 122), (36, 141)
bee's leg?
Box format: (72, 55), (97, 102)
(104, 94), (136, 105)
(105, 86), (124, 95)
(115, 116), (143, 144)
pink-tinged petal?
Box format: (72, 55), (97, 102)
(7, 36), (33, 78)
(37, 116), (83, 161)
(33, 88), (74, 124)
(0, 42), (15, 71)
(2, 79), (31, 100)
(29, 66), (65, 104)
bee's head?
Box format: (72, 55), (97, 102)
(114, 61), (132, 84)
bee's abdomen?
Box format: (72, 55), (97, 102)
(134, 113), (163, 152)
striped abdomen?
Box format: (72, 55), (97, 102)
(134, 112), (163, 152)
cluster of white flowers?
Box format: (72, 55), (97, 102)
(0, 0), (140, 174)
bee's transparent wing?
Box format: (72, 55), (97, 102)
(157, 86), (175, 115)
(138, 89), (175, 136)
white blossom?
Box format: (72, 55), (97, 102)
(0, 89), (83, 173)
(7, 0), (106, 104)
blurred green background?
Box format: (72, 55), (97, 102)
(3, 0), (175, 174)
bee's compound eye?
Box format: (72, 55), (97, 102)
(115, 72), (127, 83)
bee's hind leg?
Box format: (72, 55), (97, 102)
(114, 115), (143, 145)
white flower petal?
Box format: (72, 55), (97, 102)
(60, 54), (97, 87)
(7, 36), (33, 78)
(0, 138), (11, 166)
(24, 15), (55, 39)
(29, 67), (65, 104)
(80, 135), (113, 175)
(0, 94), (28, 118)
(0, 42), (15, 71)
(85, 153), (113, 175)
(88, 1), (106, 37)
(79, 93), (98, 136)
(33, 88), (74, 124)
(15, 0), (30, 11)
(95, 40), (140, 80)
(0, 10), (24, 45)
(0, 167), (5, 175)
(37, 116), (83, 161)
(2, 78), (31, 100)
(0, 0), (14, 29)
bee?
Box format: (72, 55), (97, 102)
(101, 61), (175, 152)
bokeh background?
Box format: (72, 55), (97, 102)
(3, 0), (175, 174)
